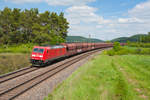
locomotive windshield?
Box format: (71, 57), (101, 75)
(33, 48), (44, 53)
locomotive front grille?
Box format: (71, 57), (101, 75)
(30, 59), (44, 65)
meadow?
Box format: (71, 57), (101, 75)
(0, 44), (33, 75)
(0, 53), (31, 75)
(45, 54), (150, 100)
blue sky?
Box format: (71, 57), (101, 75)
(0, 0), (150, 40)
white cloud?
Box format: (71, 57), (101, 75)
(46, 0), (95, 6)
(129, 0), (150, 18)
(65, 5), (104, 24)
(118, 17), (143, 23)
(65, 5), (114, 40)
(5, 0), (42, 4)
(5, 0), (95, 6)
(101, 0), (150, 40)
(117, 1), (150, 24)
(65, 5), (111, 25)
(65, 5), (134, 40)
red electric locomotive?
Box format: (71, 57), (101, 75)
(30, 45), (67, 66)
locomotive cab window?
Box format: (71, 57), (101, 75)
(33, 48), (44, 53)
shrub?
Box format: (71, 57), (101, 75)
(0, 43), (34, 53)
(107, 50), (115, 56)
(113, 42), (122, 51)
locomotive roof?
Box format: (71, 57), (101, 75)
(34, 45), (65, 49)
(50, 45), (65, 49)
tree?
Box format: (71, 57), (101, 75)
(0, 7), (12, 44)
(0, 7), (69, 45)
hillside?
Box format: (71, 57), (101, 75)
(66, 34), (148, 43)
(66, 36), (103, 43)
(111, 34), (147, 43)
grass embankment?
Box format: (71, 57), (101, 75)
(0, 53), (31, 75)
(44, 55), (150, 100)
(0, 44), (33, 75)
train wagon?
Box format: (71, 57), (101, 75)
(62, 43), (77, 56)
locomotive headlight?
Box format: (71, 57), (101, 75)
(32, 54), (36, 57)
(39, 55), (43, 58)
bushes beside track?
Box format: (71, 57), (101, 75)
(104, 42), (150, 56)
(0, 44), (34, 53)
(128, 42), (150, 48)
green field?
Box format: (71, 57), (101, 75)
(45, 54), (150, 100)
(0, 44), (34, 75)
(0, 53), (31, 75)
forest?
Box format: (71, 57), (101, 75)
(0, 7), (69, 45)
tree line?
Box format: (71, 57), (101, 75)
(141, 32), (150, 43)
(0, 7), (69, 45)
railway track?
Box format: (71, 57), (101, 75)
(0, 67), (39, 84)
(0, 49), (103, 100)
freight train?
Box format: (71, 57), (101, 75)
(30, 43), (125, 66)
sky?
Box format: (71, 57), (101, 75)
(0, 0), (150, 40)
